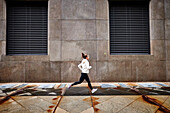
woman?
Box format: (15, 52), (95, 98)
(67, 53), (98, 94)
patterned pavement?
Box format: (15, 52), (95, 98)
(0, 82), (169, 113)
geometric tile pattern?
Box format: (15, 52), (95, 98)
(0, 82), (169, 113)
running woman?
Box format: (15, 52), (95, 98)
(67, 53), (98, 93)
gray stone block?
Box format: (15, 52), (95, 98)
(0, 41), (1, 60)
(150, 0), (164, 19)
(96, 20), (109, 40)
(97, 41), (108, 61)
(49, 0), (61, 19)
(62, 20), (96, 41)
(2, 55), (49, 61)
(24, 56), (49, 61)
(0, 20), (5, 41)
(166, 40), (170, 60)
(0, 0), (5, 20)
(2, 56), (25, 61)
(1, 41), (5, 55)
(61, 61), (96, 82)
(166, 61), (170, 81)
(96, 0), (108, 19)
(25, 62), (50, 82)
(132, 60), (166, 81)
(61, 61), (81, 82)
(0, 0), (2, 20)
(49, 41), (61, 61)
(150, 20), (165, 40)
(107, 61), (132, 82)
(61, 41), (97, 61)
(165, 19), (170, 40)
(88, 61), (96, 82)
(0, 62), (25, 82)
(62, 0), (95, 19)
(49, 19), (61, 41)
(165, 0), (170, 19)
(50, 62), (61, 82)
(152, 40), (165, 60)
(96, 61), (108, 82)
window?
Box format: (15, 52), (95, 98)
(109, 0), (150, 55)
(6, 1), (48, 55)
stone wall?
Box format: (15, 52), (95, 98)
(0, 0), (169, 82)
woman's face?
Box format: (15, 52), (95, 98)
(86, 55), (89, 60)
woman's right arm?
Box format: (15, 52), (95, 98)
(78, 63), (82, 70)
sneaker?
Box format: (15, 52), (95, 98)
(67, 84), (72, 89)
(91, 88), (98, 93)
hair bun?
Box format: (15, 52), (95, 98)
(82, 53), (87, 59)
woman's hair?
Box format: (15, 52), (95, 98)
(82, 53), (88, 59)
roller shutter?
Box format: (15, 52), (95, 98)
(109, 0), (150, 55)
(6, 1), (48, 55)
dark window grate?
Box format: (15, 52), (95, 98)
(6, 1), (48, 55)
(109, 1), (150, 55)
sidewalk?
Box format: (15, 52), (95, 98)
(0, 82), (169, 113)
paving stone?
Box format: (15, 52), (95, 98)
(155, 110), (164, 113)
(57, 84), (66, 89)
(118, 83), (130, 88)
(138, 83), (161, 88)
(48, 92), (57, 95)
(0, 84), (18, 89)
(148, 95), (169, 104)
(58, 96), (92, 113)
(37, 84), (56, 89)
(81, 107), (94, 113)
(92, 96), (116, 104)
(99, 83), (117, 88)
(12, 96), (54, 113)
(15, 83), (28, 89)
(55, 107), (69, 113)
(129, 97), (160, 113)
(156, 82), (170, 87)
(0, 93), (6, 96)
(95, 96), (139, 113)
(54, 83), (61, 89)
(0, 98), (30, 113)
(38, 96), (61, 104)
(117, 104), (146, 113)
(18, 92), (32, 96)
(162, 96), (170, 110)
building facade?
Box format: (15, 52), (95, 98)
(0, 0), (169, 82)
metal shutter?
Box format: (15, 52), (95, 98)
(109, 1), (150, 55)
(6, 1), (48, 55)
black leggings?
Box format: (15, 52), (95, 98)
(71, 73), (93, 90)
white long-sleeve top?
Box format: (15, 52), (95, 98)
(78, 59), (92, 73)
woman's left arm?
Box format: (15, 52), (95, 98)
(86, 61), (92, 69)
